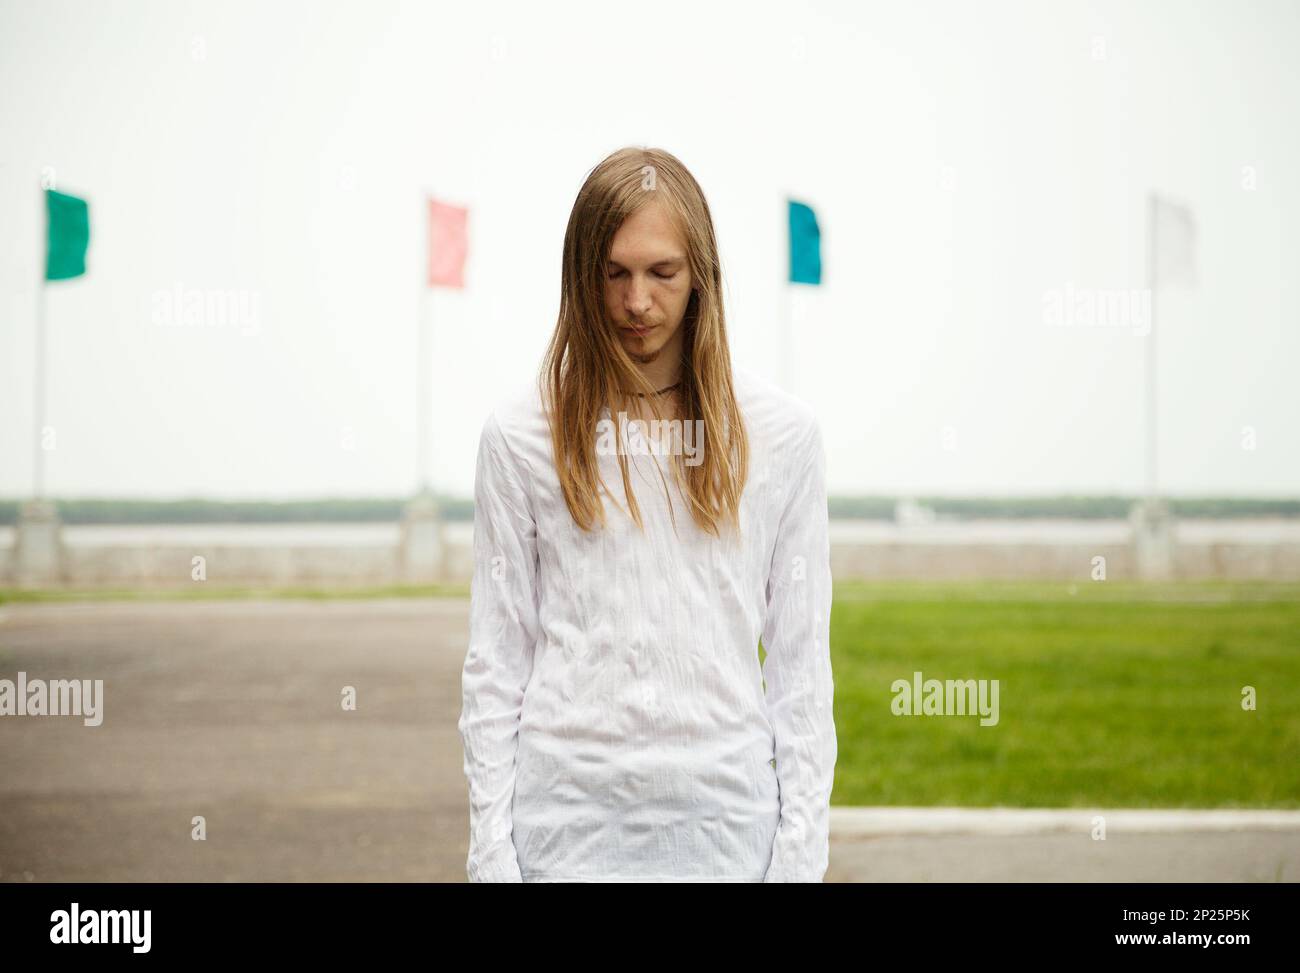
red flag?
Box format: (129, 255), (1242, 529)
(427, 197), (468, 288)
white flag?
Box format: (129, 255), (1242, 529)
(1150, 193), (1196, 287)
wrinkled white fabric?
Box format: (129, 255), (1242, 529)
(456, 364), (836, 882)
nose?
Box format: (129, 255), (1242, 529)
(625, 275), (652, 317)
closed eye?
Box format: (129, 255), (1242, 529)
(605, 266), (681, 280)
(607, 268), (677, 280)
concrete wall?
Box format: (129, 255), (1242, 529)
(2, 519), (1299, 587)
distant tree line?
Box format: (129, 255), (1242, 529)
(1, 495), (1297, 525)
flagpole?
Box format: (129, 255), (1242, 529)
(35, 179), (48, 501)
(418, 283), (431, 496)
(782, 194), (793, 391)
(34, 271), (47, 500)
(782, 283), (792, 391)
(1145, 192), (1158, 505)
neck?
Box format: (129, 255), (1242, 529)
(630, 380), (681, 396)
(627, 361), (681, 393)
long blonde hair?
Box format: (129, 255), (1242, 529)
(538, 145), (749, 538)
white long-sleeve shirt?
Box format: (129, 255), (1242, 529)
(456, 363), (837, 882)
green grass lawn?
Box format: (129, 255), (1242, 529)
(825, 580), (1300, 809)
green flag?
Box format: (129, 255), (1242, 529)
(788, 198), (821, 285)
(45, 188), (89, 281)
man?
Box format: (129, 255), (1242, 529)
(457, 145), (836, 882)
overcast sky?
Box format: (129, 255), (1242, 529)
(2, 0), (1297, 499)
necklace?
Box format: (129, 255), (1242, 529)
(627, 381), (682, 397)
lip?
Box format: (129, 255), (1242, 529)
(622, 323), (656, 336)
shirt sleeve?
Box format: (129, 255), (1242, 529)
(759, 417), (838, 882)
(456, 411), (541, 883)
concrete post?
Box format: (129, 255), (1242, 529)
(399, 490), (444, 584)
(15, 498), (65, 587)
(1130, 498), (1176, 581)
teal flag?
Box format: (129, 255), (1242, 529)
(788, 199), (821, 285)
(46, 188), (90, 281)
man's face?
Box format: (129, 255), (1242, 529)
(604, 201), (694, 367)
